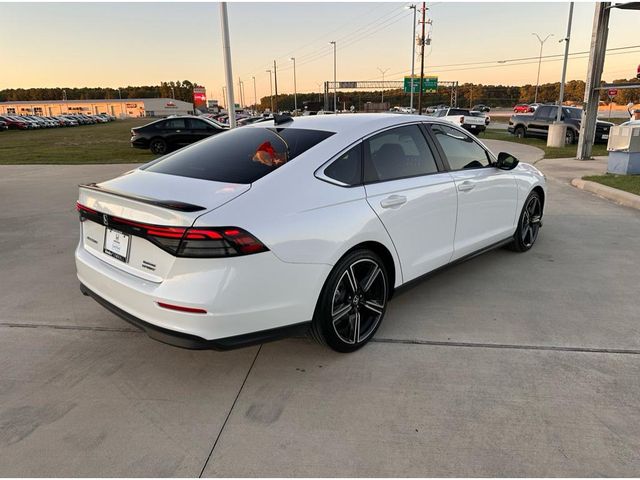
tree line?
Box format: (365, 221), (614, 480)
(0, 80), (199, 103)
(257, 78), (640, 111)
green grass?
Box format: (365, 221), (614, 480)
(480, 129), (608, 159)
(583, 174), (640, 196)
(0, 118), (156, 164)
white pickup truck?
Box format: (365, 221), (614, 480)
(432, 108), (489, 135)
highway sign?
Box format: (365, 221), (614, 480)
(403, 76), (438, 93)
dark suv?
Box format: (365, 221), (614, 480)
(131, 116), (229, 154)
(508, 105), (613, 144)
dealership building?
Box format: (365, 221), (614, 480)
(0, 98), (194, 118)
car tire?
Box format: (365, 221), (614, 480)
(507, 190), (543, 253)
(565, 128), (576, 144)
(310, 249), (389, 353)
(149, 138), (168, 155)
(514, 126), (526, 139)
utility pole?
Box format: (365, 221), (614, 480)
(577, 2), (610, 160)
(417, 2), (426, 115)
(219, 2), (236, 128)
(290, 57), (297, 113)
(532, 33), (554, 104)
(238, 78), (243, 108)
(273, 60), (279, 113)
(222, 86), (226, 108)
(378, 67), (390, 104)
(330, 41), (337, 113)
(266, 69), (274, 112)
(317, 83), (322, 103)
(252, 76), (257, 113)
(556, 2), (574, 123)
(408, 5), (417, 112)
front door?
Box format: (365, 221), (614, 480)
(429, 123), (519, 260)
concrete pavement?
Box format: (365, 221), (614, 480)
(1, 157), (640, 476)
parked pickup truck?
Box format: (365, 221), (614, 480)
(432, 108), (489, 134)
(508, 105), (613, 144)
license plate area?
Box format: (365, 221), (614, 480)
(103, 228), (131, 263)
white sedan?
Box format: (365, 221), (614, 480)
(76, 114), (546, 352)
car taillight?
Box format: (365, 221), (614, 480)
(76, 203), (267, 258)
(485, 116), (490, 125)
(459, 116), (465, 124)
(130, 129), (136, 136)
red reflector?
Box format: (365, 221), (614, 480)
(76, 202), (98, 215)
(157, 302), (207, 314)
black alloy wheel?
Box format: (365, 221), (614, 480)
(150, 138), (168, 155)
(508, 191), (543, 252)
(311, 250), (389, 352)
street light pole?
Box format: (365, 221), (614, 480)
(266, 69), (274, 112)
(417, 2), (426, 115)
(329, 41), (337, 113)
(532, 32), (554, 104)
(252, 76), (257, 113)
(408, 5), (417, 112)
(220, 2), (236, 128)
(290, 57), (298, 114)
(170, 87), (175, 99)
(556, 3), (574, 123)
(377, 67), (390, 104)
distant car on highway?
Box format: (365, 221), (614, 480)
(513, 104), (534, 113)
(508, 105), (613, 144)
(131, 115), (229, 154)
(0, 120), (7, 131)
(472, 104), (491, 112)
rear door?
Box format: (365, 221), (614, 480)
(363, 124), (458, 281)
(528, 105), (554, 137)
(428, 123), (518, 260)
(162, 117), (190, 147)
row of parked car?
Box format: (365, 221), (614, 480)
(0, 113), (116, 131)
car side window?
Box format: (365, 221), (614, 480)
(430, 124), (491, 170)
(537, 106), (553, 119)
(165, 119), (186, 129)
(363, 125), (439, 183)
(188, 119), (212, 131)
(323, 144), (362, 186)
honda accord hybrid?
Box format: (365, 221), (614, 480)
(76, 114), (546, 352)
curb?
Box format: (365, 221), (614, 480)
(571, 178), (640, 211)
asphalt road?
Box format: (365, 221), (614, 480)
(1, 153), (639, 476)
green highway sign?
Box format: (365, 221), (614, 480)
(403, 76), (438, 93)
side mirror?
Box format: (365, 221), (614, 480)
(496, 152), (519, 170)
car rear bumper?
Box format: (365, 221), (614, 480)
(130, 137), (149, 149)
(79, 283), (309, 350)
(75, 242), (330, 348)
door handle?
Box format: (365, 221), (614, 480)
(380, 195), (407, 209)
(457, 181), (475, 192)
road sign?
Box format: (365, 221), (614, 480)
(403, 76), (438, 93)
(607, 88), (618, 98)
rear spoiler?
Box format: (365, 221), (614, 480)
(79, 183), (207, 212)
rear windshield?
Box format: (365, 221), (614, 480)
(143, 126), (335, 184)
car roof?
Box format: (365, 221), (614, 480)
(250, 113), (448, 137)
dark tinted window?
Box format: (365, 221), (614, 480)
(188, 118), (214, 130)
(364, 125), (438, 183)
(324, 144), (362, 186)
(144, 127), (334, 184)
(563, 107), (582, 119)
(165, 118), (187, 129)
(536, 106), (554, 119)
(431, 124), (491, 170)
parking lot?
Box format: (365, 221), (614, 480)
(1, 146), (640, 476)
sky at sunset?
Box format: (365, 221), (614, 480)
(1, 1), (639, 102)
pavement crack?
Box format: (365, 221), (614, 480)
(0, 322), (139, 334)
(198, 344), (262, 478)
(371, 337), (640, 355)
